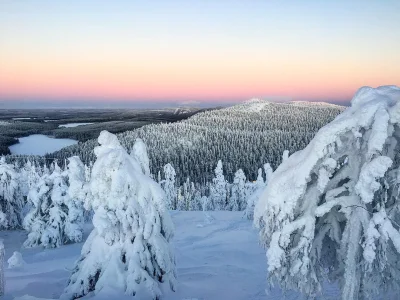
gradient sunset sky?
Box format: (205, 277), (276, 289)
(1, 0), (399, 107)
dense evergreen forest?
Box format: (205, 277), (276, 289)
(0, 108), (204, 155)
(49, 99), (345, 184)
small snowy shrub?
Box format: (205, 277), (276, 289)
(255, 86), (400, 299)
(63, 131), (176, 299)
(7, 251), (25, 269)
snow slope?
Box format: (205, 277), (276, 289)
(0, 212), (343, 300)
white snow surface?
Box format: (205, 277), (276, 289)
(0, 211), (355, 300)
(8, 135), (78, 156)
(58, 123), (94, 128)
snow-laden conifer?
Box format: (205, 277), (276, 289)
(210, 160), (227, 210)
(229, 169), (246, 211)
(130, 138), (151, 176)
(263, 163), (273, 185)
(23, 162), (83, 248)
(162, 163), (177, 210)
(254, 86), (400, 299)
(64, 157), (85, 243)
(19, 160), (40, 199)
(0, 157), (23, 229)
(63, 131), (176, 299)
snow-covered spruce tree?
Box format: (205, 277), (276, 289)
(229, 169), (247, 211)
(176, 186), (185, 211)
(263, 163), (273, 185)
(0, 157), (23, 229)
(64, 157), (85, 243)
(189, 183), (201, 211)
(130, 138), (151, 176)
(23, 163), (83, 248)
(210, 160), (227, 210)
(162, 163), (177, 210)
(20, 160), (40, 199)
(63, 131), (176, 299)
(20, 160), (40, 218)
(255, 168), (264, 188)
(254, 86), (400, 299)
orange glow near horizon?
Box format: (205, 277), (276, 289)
(1, 51), (398, 102)
(1, 1), (400, 104)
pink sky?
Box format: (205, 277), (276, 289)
(1, 1), (399, 105)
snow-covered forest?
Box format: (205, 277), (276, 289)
(48, 99), (344, 184)
(1, 86), (400, 300)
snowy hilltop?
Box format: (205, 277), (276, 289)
(255, 85), (400, 299)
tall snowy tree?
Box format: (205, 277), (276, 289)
(263, 163), (273, 185)
(130, 138), (151, 176)
(162, 163), (177, 210)
(176, 186), (185, 211)
(64, 157), (85, 243)
(20, 160), (40, 198)
(0, 157), (23, 229)
(229, 169), (247, 211)
(254, 86), (400, 299)
(210, 160), (227, 210)
(255, 168), (264, 187)
(189, 183), (201, 211)
(63, 131), (176, 299)
(23, 163), (83, 248)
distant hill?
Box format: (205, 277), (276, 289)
(50, 100), (345, 184)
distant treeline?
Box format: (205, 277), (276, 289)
(0, 108), (205, 155)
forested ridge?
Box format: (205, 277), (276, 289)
(49, 99), (345, 184)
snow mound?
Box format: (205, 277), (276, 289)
(8, 251), (25, 269)
(14, 296), (53, 300)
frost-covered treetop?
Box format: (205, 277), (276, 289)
(91, 131), (159, 211)
(255, 85), (400, 224)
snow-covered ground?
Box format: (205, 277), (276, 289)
(0, 211), (346, 300)
(8, 135), (78, 156)
(58, 123), (94, 128)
